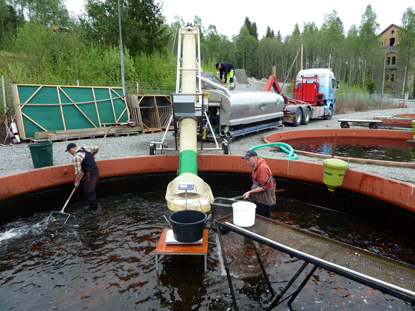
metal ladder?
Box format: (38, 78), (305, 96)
(149, 27), (227, 155)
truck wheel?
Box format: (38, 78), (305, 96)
(369, 123), (378, 129)
(301, 109), (310, 125)
(324, 107), (333, 120)
(340, 122), (350, 128)
(292, 109), (302, 127)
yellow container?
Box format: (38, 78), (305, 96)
(323, 158), (348, 192)
(412, 120), (415, 134)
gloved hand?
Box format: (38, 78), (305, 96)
(74, 181), (80, 188)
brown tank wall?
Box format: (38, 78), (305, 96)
(1, 154), (413, 213)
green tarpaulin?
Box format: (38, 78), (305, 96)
(12, 84), (129, 140)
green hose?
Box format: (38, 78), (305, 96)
(249, 142), (298, 159)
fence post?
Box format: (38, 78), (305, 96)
(343, 89), (345, 110)
(2, 75), (6, 112)
(136, 81), (139, 94)
(77, 79), (79, 86)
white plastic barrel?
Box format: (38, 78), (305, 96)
(232, 201), (257, 227)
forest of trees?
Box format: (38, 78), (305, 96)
(0, 0), (414, 106)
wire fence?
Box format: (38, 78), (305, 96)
(0, 75), (409, 117)
(0, 77), (176, 115)
(335, 91), (408, 113)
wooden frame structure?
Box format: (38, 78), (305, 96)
(127, 94), (173, 133)
(12, 84), (129, 140)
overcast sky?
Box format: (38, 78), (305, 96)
(66, 0), (414, 39)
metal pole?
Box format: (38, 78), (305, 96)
(300, 44), (303, 71)
(171, 25), (179, 54)
(117, 0), (126, 96)
(77, 79), (79, 86)
(354, 88), (356, 111)
(2, 75), (6, 112)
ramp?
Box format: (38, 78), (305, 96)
(216, 214), (415, 309)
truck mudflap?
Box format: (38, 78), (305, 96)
(283, 115), (294, 123)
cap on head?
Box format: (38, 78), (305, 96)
(215, 62), (220, 69)
(65, 143), (77, 152)
(242, 150), (257, 159)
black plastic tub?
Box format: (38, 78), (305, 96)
(211, 197), (235, 228)
(169, 210), (207, 242)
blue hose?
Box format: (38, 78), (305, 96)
(249, 142), (298, 159)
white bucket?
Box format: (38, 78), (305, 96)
(232, 201), (256, 227)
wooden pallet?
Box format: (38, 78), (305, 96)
(31, 126), (140, 142)
(141, 127), (163, 134)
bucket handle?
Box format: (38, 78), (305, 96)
(204, 213), (211, 224)
(163, 215), (172, 228)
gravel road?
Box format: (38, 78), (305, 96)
(1, 107), (414, 183)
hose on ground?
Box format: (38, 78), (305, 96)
(249, 142), (298, 159)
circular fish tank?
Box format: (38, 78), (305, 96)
(1, 155), (415, 309)
(264, 128), (415, 167)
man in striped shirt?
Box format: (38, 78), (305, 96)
(66, 143), (100, 211)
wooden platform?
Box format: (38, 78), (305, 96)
(155, 229), (209, 272)
(338, 119), (383, 129)
(31, 126), (140, 142)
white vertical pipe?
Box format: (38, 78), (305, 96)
(182, 30), (196, 93)
(180, 29), (197, 153)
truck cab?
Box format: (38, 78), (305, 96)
(294, 68), (339, 107)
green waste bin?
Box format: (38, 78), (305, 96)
(28, 142), (54, 168)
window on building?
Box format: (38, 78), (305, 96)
(392, 56), (396, 65)
(389, 38), (395, 46)
(387, 57), (391, 65)
(390, 74), (395, 82)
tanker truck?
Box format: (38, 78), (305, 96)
(200, 72), (285, 140)
(199, 68), (339, 141)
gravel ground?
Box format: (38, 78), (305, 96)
(1, 107), (414, 183)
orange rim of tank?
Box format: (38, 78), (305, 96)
(0, 153), (414, 214)
(264, 128), (415, 168)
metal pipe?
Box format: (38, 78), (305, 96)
(117, 0), (126, 95)
(229, 121), (282, 138)
(220, 126), (229, 137)
(216, 225), (239, 311)
(199, 76), (230, 96)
